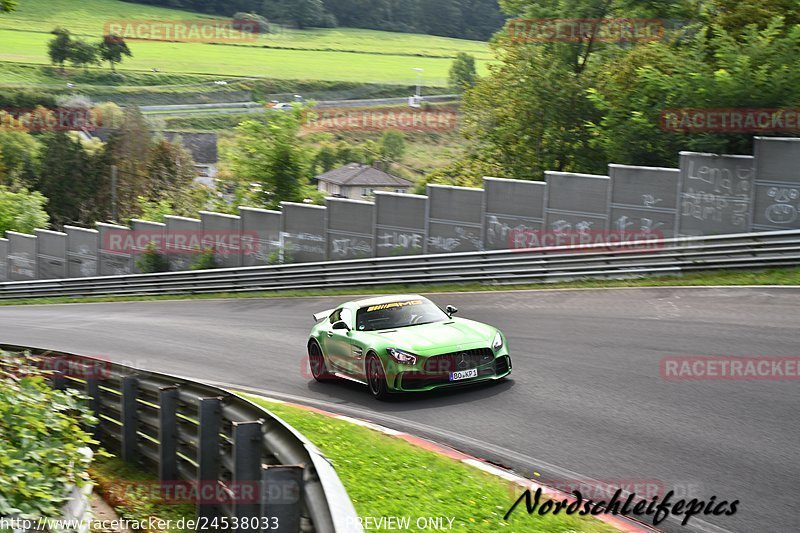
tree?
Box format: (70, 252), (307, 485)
(588, 17), (800, 167)
(1, 0), (16, 13)
(380, 130), (406, 161)
(0, 130), (41, 188)
(48, 27), (72, 73)
(105, 106), (151, 220)
(35, 132), (111, 227)
(451, 0), (704, 181)
(133, 184), (212, 222)
(705, 0), (800, 36)
(69, 39), (99, 73)
(287, 0), (332, 28)
(313, 141), (338, 173)
(448, 52), (477, 92)
(97, 34), (132, 72)
(146, 137), (196, 201)
(0, 186), (49, 235)
(226, 108), (313, 209)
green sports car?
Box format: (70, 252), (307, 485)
(307, 295), (512, 399)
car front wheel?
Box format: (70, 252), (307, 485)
(308, 341), (332, 382)
(366, 353), (389, 400)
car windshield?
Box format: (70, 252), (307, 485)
(356, 299), (449, 331)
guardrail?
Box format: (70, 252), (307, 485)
(0, 344), (361, 533)
(1, 230), (799, 301)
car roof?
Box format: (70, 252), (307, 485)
(349, 294), (428, 308)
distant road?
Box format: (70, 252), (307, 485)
(1, 287), (797, 533)
(139, 94), (460, 115)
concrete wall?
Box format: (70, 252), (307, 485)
(326, 198), (375, 260)
(240, 207), (281, 266)
(374, 192), (427, 257)
(0, 238), (7, 281)
(4, 139), (799, 281)
(677, 152), (755, 236)
(281, 202), (327, 263)
(544, 171), (610, 236)
(97, 223), (132, 276)
(483, 177), (545, 250)
(753, 137), (800, 231)
(608, 165), (680, 240)
(164, 216), (201, 272)
(35, 229), (67, 279)
(130, 219), (166, 273)
(65, 226), (98, 278)
(200, 211), (242, 269)
(425, 185), (484, 253)
(7, 232), (37, 281)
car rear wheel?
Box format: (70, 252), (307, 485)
(308, 341), (332, 382)
(366, 353), (389, 400)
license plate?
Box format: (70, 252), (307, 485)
(450, 368), (478, 381)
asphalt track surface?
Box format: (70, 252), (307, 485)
(0, 287), (798, 533)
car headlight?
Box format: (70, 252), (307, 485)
(492, 332), (503, 351)
(387, 347), (418, 365)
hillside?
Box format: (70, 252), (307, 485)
(0, 0), (492, 86)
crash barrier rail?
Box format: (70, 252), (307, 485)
(0, 344), (360, 533)
(1, 229), (799, 300)
(140, 95), (460, 113)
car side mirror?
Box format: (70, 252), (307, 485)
(445, 305), (458, 318)
(332, 320), (350, 331)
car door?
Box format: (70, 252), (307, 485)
(326, 307), (362, 375)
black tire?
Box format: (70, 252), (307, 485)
(308, 340), (333, 382)
(366, 353), (390, 400)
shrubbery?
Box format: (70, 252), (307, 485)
(135, 242), (171, 273)
(0, 352), (98, 519)
(191, 247), (219, 270)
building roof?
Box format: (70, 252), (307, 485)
(315, 163), (413, 187)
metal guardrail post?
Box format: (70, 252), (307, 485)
(2, 345), (366, 533)
(197, 396), (222, 520)
(159, 386), (179, 481)
(85, 377), (101, 439)
(121, 376), (139, 462)
(51, 368), (66, 391)
(233, 421), (263, 522)
(261, 465), (304, 532)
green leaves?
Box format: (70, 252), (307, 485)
(0, 351), (97, 520)
(0, 186), (49, 235)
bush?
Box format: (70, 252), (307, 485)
(0, 89), (58, 109)
(190, 247), (218, 270)
(0, 186), (49, 234)
(135, 242), (170, 273)
(0, 351), (98, 519)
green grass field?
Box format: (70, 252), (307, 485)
(0, 0), (492, 86)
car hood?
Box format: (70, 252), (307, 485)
(369, 318), (495, 356)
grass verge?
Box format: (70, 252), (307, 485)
(1, 266), (799, 307)
(243, 395), (618, 533)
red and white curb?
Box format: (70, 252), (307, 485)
(257, 395), (656, 533)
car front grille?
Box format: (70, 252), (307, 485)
(423, 348), (495, 373)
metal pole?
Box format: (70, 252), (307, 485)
(111, 165), (118, 222)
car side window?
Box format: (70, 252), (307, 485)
(340, 308), (353, 328)
(329, 309), (340, 324)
